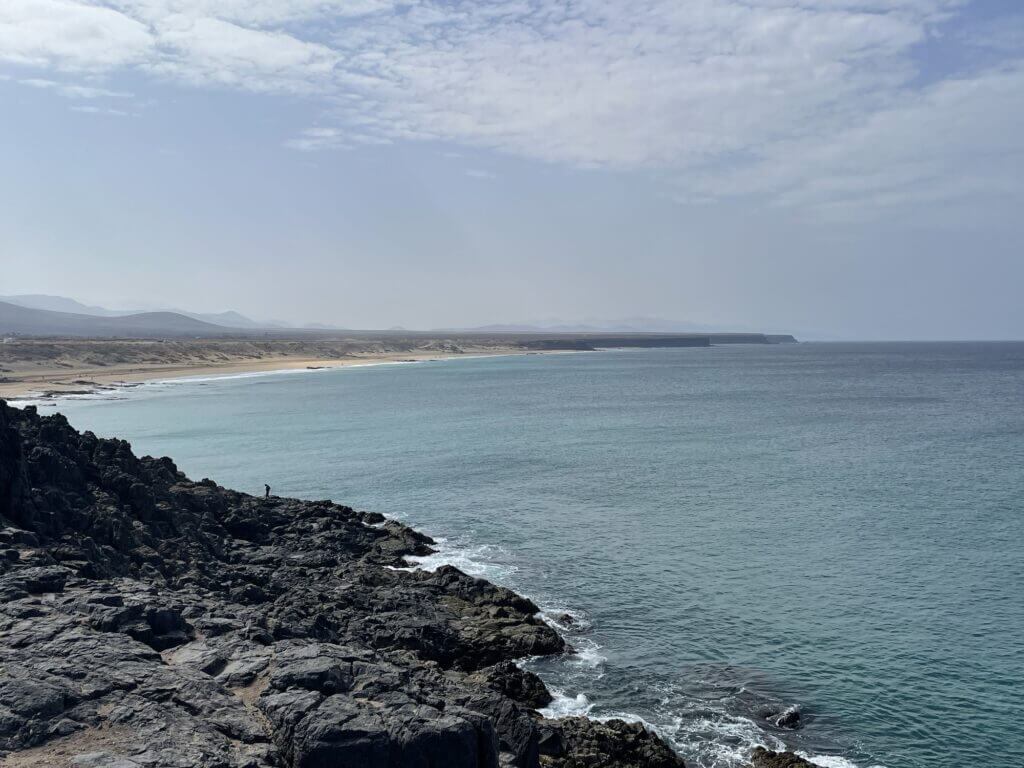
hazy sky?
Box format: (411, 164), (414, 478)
(2, 0), (1022, 339)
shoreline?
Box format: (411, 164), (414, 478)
(0, 348), (546, 401)
(0, 398), (698, 768)
(0, 374), (837, 768)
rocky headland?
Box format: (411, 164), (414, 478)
(0, 399), (812, 768)
(0, 399), (688, 768)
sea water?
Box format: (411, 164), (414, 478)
(29, 343), (1024, 768)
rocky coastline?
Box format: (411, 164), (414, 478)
(0, 399), (806, 768)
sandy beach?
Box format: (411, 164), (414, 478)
(0, 338), (538, 400)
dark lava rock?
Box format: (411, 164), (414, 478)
(471, 660), (553, 709)
(0, 400), (684, 768)
(749, 747), (823, 768)
(536, 717), (685, 767)
(764, 706), (802, 729)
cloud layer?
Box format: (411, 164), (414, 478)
(1, 0), (1021, 211)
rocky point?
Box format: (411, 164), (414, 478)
(0, 400), (689, 768)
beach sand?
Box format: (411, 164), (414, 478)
(0, 338), (537, 400)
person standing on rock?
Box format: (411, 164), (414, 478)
(264, 483), (271, 498)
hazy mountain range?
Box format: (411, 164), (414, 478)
(0, 300), (236, 338)
(1, 295), (801, 338)
(0, 295), (271, 329)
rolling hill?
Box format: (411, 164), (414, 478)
(0, 300), (240, 338)
(0, 295), (271, 329)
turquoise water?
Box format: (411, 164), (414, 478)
(29, 343), (1024, 768)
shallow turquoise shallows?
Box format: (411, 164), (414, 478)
(36, 343), (1024, 768)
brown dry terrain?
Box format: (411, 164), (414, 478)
(0, 336), (542, 399)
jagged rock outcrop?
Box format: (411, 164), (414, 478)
(0, 400), (684, 768)
(536, 718), (684, 768)
(748, 747), (822, 768)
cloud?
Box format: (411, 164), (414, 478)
(322, 0), (957, 168)
(685, 64), (1024, 213)
(0, 1), (343, 93)
(19, 77), (132, 98)
(149, 15), (339, 92)
(112, 0), (396, 26)
(70, 104), (132, 115)
(284, 126), (349, 151)
(0, 0), (154, 71)
(465, 169), (497, 179)
(1, 0), (1020, 213)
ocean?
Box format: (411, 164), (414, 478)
(26, 342), (1024, 768)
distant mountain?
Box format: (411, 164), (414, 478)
(0, 295), (273, 329)
(0, 294), (127, 317)
(0, 301), (239, 338)
(177, 310), (264, 329)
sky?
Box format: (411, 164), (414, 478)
(1, 0), (1022, 339)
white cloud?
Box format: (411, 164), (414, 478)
(149, 15), (338, 92)
(0, 0), (154, 71)
(685, 64), (1024, 213)
(284, 126), (349, 150)
(1, 0), (1020, 213)
(112, 0), (395, 26)
(466, 169), (497, 179)
(317, 0), (965, 172)
(19, 77), (132, 98)
(70, 104), (131, 115)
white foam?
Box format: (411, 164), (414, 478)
(8, 386), (131, 408)
(567, 638), (608, 670)
(401, 538), (619, 727)
(346, 524), (876, 768)
(593, 711), (657, 728)
(796, 753), (887, 768)
(383, 529), (519, 579)
(594, 711), (689, 752)
(671, 714), (786, 768)
(538, 606), (593, 633)
(146, 366), (327, 386)
(403, 538), (519, 582)
(539, 690), (594, 718)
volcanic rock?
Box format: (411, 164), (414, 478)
(749, 747), (823, 768)
(0, 400), (684, 768)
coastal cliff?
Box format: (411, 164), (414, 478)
(0, 400), (684, 768)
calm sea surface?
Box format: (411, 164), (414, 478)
(31, 343), (1024, 768)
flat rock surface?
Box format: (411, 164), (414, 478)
(0, 400), (685, 768)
